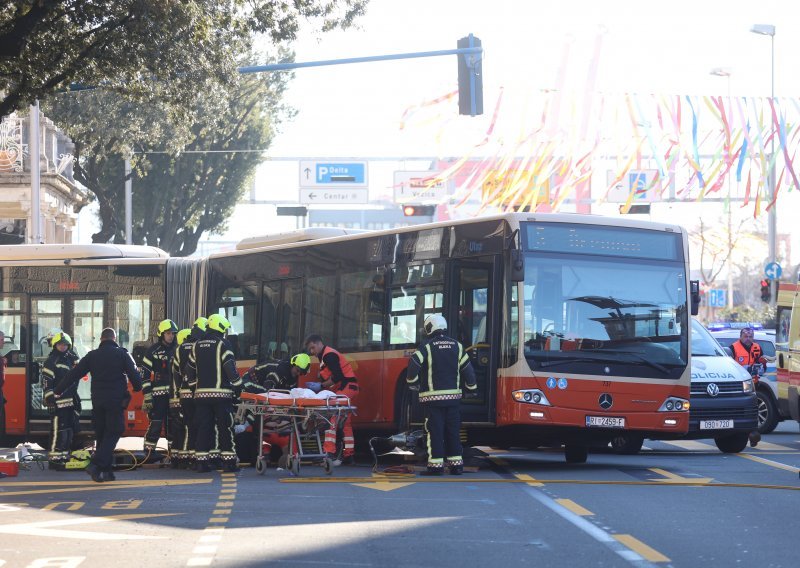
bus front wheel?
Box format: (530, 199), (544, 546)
(564, 444), (588, 463)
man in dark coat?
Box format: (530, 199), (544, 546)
(56, 328), (142, 482)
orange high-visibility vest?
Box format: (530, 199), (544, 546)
(319, 346), (356, 383)
(731, 340), (763, 367)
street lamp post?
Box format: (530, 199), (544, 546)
(751, 23), (777, 305)
(710, 68), (734, 309)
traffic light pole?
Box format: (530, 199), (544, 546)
(238, 45), (483, 74)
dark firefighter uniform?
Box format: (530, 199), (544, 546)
(42, 332), (79, 466)
(168, 328), (193, 466)
(246, 359), (297, 390)
(176, 317), (208, 466)
(56, 328), (142, 482)
(141, 319), (178, 452)
(185, 314), (243, 472)
(406, 315), (476, 475)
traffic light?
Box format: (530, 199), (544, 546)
(760, 279), (770, 303)
(457, 35), (483, 116)
(402, 205), (435, 217)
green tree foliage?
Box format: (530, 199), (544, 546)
(0, 0), (367, 117)
(46, 49), (296, 255)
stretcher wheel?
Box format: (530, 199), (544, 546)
(323, 457), (334, 476)
(255, 456), (266, 475)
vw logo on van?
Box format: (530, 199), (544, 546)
(598, 393), (613, 409)
(706, 383), (720, 397)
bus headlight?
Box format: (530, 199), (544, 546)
(659, 397), (690, 412)
(512, 389), (551, 406)
(742, 379), (754, 393)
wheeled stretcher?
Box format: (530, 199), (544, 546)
(236, 390), (356, 476)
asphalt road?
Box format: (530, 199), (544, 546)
(2, 422), (799, 568)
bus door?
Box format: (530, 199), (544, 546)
(29, 296), (104, 430)
(448, 258), (499, 424)
(260, 279), (303, 362)
(0, 295), (26, 440)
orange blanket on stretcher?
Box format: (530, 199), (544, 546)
(239, 391), (352, 407)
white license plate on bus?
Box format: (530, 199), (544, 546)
(586, 416), (625, 428)
(700, 419), (733, 430)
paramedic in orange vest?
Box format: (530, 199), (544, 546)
(728, 327), (767, 374)
(728, 327), (766, 447)
(305, 334), (359, 465)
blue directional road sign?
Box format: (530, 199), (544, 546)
(764, 262), (782, 281)
(299, 160), (368, 188)
(708, 289), (726, 308)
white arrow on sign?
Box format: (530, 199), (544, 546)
(0, 513), (177, 540)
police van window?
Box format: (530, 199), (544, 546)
(691, 319), (726, 357)
(216, 284), (258, 360)
(114, 297), (150, 351)
(338, 270), (384, 352)
(305, 275), (336, 346)
(0, 295), (23, 362)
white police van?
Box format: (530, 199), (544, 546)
(610, 319), (757, 454)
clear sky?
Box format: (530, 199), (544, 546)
(77, 0), (800, 272)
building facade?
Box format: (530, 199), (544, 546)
(0, 110), (89, 244)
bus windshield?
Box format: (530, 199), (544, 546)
(521, 223), (688, 379)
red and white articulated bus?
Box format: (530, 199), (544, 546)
(1, 213), (698, 463)
(0, 244), (201, 445)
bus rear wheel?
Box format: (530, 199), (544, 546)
(564, 444), (588, 463)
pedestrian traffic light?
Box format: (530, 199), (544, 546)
(402, 205), (435, 217)
(760, 279), (770, 303)
(457, 35), (483, 116)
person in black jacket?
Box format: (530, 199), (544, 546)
(42, 331), (79, 469)
(141, 319), (178, 454)
(406, 314), (476, 476)
(56, 328), (142, 482)
(243, 353), (311, 391)
(185, 314), (243, 473)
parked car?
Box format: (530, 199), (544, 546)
(710, 328), (783, 434)
(610, 319), (757, 454)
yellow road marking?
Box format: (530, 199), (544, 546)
(0, 479), (214, 487)
(352, 473), (415, 492)
(739, 453), (800, 473)
(212, 509), (231, 515)
(281, 477), (800, 491)
(514, 473), (544, 487)
(208, 517), (228, 523)
(216, 501), (234, 508)
(647, 468), (713, 484)
(614, 534), (670, 562)
(0, 479), (212, 498)
(555, 498), (593, 516)
(751, 441), (795, 452)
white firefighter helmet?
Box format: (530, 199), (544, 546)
(423, 314), (447, 336)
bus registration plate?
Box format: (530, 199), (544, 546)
(700, 419), (733, 430)
(586, 416), (625, 428)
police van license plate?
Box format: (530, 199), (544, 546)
(586, 416), (625, 428)
(700, 419), (733, 429)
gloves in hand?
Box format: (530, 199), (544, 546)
(44, 393), (55, 408)
(408, 384), (420, 392)
(234, 424), (247, 435)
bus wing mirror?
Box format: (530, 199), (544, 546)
(690, 280), (700, 316)
(510, 249), (524, 283)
